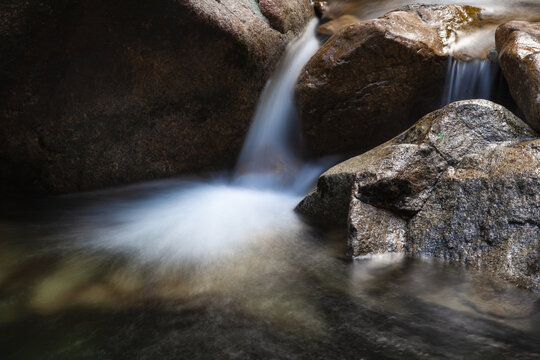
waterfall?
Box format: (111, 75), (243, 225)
(441, 57), (499, 105)
(70, 19), (331, 263)
(234, 19), (323, 190)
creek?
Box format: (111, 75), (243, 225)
(1, 2), (539, 359)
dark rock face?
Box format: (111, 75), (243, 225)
(297, 100), (539, 289)
(496, 21), (540, 133)
(0, 0), (313, 193)
(295, 5), (486, 156)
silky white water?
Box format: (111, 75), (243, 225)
(66, 19), (327, 265)
(234, 20), (321, 184)
(3, 8), (540, 360)
(441, 57), (499, 106)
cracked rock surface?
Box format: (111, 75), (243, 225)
(297, 100), (539, 289)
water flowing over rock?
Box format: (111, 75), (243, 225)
(296, 4), (488, 156)
(0, 0), (313, 194)
(441, 57), (499, 106)
(496, 21), (540, 133)
(296, 100), (539, 289)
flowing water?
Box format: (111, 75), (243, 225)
(1, 5), (540, 360)
(441, 58), (499, 106)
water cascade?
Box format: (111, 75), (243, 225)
(441, 57), (499, 105)
(234, 19), (321, 187)
(70, 19), (328, 264)
(3, 5), (540, 359)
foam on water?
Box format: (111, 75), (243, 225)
(67, 19), (327, 265)
(74, 180), (306, 264)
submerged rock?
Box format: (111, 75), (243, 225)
(0, 0), (313, 193)
(296, 4), (487, 156)
(297, 100), (539, 289)
(496, 21), (540, 133)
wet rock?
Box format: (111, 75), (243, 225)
(0, 0), (313, 193)
(317, 14), (360, 35)
(296, 158), (358, 227)
(296, 5), (487, 156)
(313, 1), (329, 19)
(297, 100), (539, 288)
(348, 192), (406, 257)
(496, 21), (540, 133)
(408, 139), (540, 290)
(297, 100), (535, 227)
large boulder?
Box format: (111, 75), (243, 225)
(295, 4), (488, 156)
(496, 21), (540, 133)
(408, 139), (540, 289)
(297, 100), (536, 226)
(0, 0), (313, 193)
(297, 100), (539, 289)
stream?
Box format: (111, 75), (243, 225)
(1, 2), (540, 359)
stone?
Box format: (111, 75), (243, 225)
(496, 21), (540, 133)
(297, 100), (540, 288)
(313, 1), (329, 19)
(296, 5), (488, 156)
(408, 140), (540, 290)
(259, 0), (314, 35)
(296, 100), (536, 227)
(0, 0), (313, 193)
(348, 191), (406, 257)
(317, 15), (360, 35)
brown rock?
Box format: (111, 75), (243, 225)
(313, 1), (329, 19)
(496, 21), (540, 133)
(0, 0), (313, 193)
(296, 5), (488, 156)
(259, 0), (314, 35)
(317, 15), (360, 35)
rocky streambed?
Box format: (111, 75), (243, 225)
(1, 0), (540, 358)
(294, 2), (540, 291)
